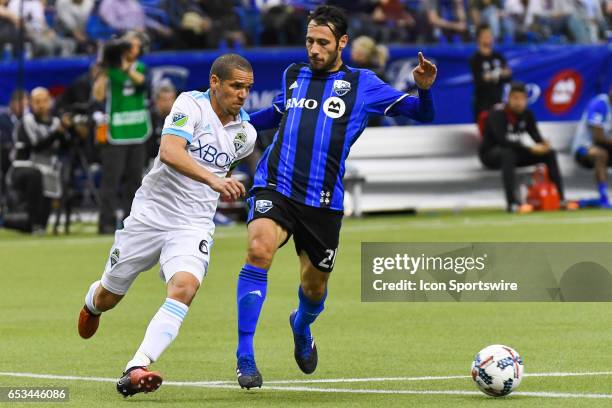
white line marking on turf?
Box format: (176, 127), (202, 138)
(264, 371), (612, 384)
(266, 375), (467, 384)
(0, 372), (227, 386)
(2, 371), (612, 399)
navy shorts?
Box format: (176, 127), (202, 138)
(247, 188), (343, 273)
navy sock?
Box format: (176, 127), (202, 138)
(293, 286), (326, 338)
(236, 264), (268, 358)
(598, 182), (608, 203)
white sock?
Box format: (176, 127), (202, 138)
(125, 298), (188, 371)
(84, 280), (101, 315)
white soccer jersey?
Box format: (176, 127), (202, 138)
(129, 90), (257, 231)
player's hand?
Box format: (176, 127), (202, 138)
(413, 52), (437, 90)
(61, 112), (73, 129)
(209, 176), (246, 201)
(530, 143), (550, 155)
(121, 57), (132, 72)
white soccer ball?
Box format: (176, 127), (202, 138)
(471, 344), (524, 397)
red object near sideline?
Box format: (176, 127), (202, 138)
(527, 164), (560, 211)
(477, 110), (489, 138)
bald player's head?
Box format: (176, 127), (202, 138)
(30, 87), (52, 119)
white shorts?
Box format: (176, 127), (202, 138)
(100, 217), (214, 295)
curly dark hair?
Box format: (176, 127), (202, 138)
(307, 5), (348, 42)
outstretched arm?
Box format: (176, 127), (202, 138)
(365, 52), (436, 123)
(386, 88), (435, 123)
(250, 105), (283, 131)
(250, 92), (285, 131)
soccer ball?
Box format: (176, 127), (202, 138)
(471, 344), (524, 397)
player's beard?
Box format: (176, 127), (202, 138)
(311, 47), (341, 73)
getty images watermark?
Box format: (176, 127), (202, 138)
(361, 243), (612, 302)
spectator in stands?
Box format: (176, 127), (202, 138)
(470, 0), (503, 40)
(525, 0), (591, 43)
(99, 0), (172, 43)
(8, 0), (76, 57)
(0, 89), (28, 189)
(502, 0), (527, 41)
(470, 24), (512, 121)
(327, 0), (377, 40)
(571, 84), (612, 207)
(422, 0), (469, 42)
(258, 0), (305, 46)
(148, 80), (176, 162)
(350, 35), (389, 126)
(350, 35), (388, 76)
(55, 0), (94, 54)
(370, 0), (416, 43)
(199, 0), (246, 47)
(0, 0), (19, 57)
(605, 1), (612, 28)
(93, 32), (150, 234)
(479, 81), (566, 213)
(164, 0), (212, 49)
(5, 87), (69, 233)
(577, 0), (607, 43)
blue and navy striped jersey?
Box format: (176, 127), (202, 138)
(253, 62), (430, 211)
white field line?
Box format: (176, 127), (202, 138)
(2, 215), (612, 247)
(264, 371), (612, 384)
(2, 371), (612, 399)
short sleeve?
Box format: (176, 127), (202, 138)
(161, 93), (201, 144)
(587, 99), (608, 128)
(362, 70), (409, 116)
(272, 92), (285, 114)
(272, 64), (293, 114)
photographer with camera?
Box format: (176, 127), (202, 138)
(93, 32), (151, 234)
(1, 89), (28, 183)
(4, 87), (69, 234)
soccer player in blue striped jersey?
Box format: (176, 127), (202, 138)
(234, 5), (437, 389)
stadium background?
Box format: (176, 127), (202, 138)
(1, 0), (612, 406)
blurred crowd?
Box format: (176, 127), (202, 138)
(0, 0), (610, 59)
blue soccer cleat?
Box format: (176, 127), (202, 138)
(236, 355), (262, 389)
(289, 309), (318, 374)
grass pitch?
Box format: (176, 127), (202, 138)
(1, 209), (612, 407)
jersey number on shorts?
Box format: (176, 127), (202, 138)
(319, 249), (338, 270)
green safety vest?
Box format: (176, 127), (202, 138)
(106, 62), (151, 144)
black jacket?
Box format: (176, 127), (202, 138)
(481, 107), (543, 153)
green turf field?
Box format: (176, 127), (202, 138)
(1, 209), (612, 407)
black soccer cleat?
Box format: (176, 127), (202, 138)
(236, 355), (262, 389)
(116, 366), (163, 397)
(289, 309), (318, 374)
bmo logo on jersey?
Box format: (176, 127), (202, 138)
(286, 98), (318, 110)
(189, 140), (234, 169)
(323, 97), (346, 119)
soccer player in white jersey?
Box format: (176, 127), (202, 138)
(77, 53), (257, 397)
